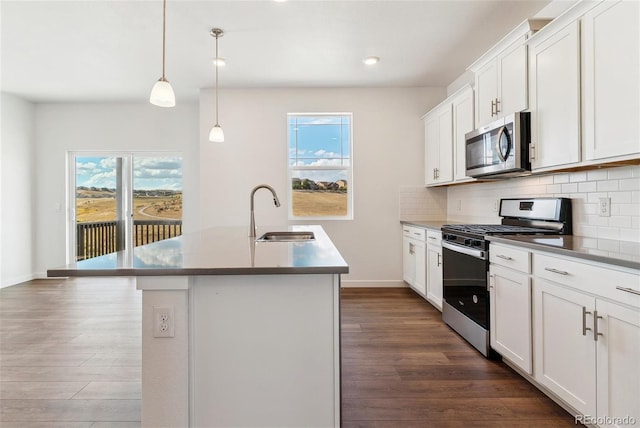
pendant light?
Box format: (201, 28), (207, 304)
(209, 28), (225, 142)
(149, 0), (175, 107)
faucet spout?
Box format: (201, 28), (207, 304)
(249, 184), (281, 237)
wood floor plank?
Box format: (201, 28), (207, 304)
(0, 399), (140, 422)
(71, 382), (141, 400)
(0, 382), (88, 399)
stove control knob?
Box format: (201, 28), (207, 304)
(464, 238), (471, 246)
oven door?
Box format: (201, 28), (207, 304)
(442, 241), (489, 329)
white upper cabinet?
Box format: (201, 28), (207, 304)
(528, 20), (581, 170)
(451, 85), (475, 182)
(582, 0), (640, 161)
(470, 19), (550, 128)
(423, 103), (453, 186)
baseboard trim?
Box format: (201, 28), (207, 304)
(341, 280), (407, 288)
(1, 273), (36, 289)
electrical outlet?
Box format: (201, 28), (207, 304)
(153, 306), (175, 338)
(599, 197), (611, 217)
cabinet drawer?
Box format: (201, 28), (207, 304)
(534, 253), (640, 308)
(403, 226), (426, 241)
(490, 244), (531, 273)
(426, 230), (442, 245)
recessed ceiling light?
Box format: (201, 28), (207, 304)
(213, 57), (226, 67)
(363, 56), (380, 65)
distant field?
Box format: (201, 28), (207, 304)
(76, 190), (182, 222)
(292, 191), (347, 217)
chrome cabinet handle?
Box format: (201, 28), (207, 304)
(428, 236), (437, 240)
(593, 310), (603, 341)
(491, 99), (496, 116)
(582, 306), (592, 336)
(433, 169), (437, 180)
(616, 286), (640, 296)
(495, 98), (501, 114)
(413, 232), (422, 236)
(437, 253), (441, 267)
(530, 144), (536, 161)
(544, 267), (569, 276)
(403, 229), (410, 233)
(488, 274), (494, 290)
(496, 254), (513, 261)
(409, 242), (414, 255)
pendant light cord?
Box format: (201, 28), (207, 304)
(215, 32), (219, 125)
(161, 0), (167, 79)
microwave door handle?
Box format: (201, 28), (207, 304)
(495, 126), (510, 162)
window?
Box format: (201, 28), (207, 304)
(288, 113), (353, 219)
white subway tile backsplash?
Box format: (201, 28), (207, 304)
(554, 174), (569, 184)
(444, 165), (640, 242)
(578, 181), (597, 193)
(619, 178), (640, 191)
(610, 191), (633, 204)
(587, 170), (609, 181)
(607, 166), (634, 179)
(597, 180), (619, 192)
(570, 172), (587, 182)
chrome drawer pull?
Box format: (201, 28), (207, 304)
(593, 310), (603, 342)
(428, 236), (437, 240)
(544, 267), (569, 276)
(496, 254), (513, 261)
(615, 286), (640, 296)
(582, 307), (592, 336)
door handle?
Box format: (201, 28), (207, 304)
(593, 310), (603, 341)
(544, 267), (569, 276)
(491, 99), (496, 116)
(616, 286), (640, 296)
(582, 306), (592, 336)
(495, 98), (501, 114)
(495, 254), (513, 261)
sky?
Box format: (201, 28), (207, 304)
(288, 115), (351, 183)
(76, 156), (182, 191)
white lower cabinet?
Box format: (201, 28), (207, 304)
(532, 252), (640, 426)
(490, 264), (532, 374)
(534, 278), (597, 416)
(426, 231), (443, 311)
(402, 226), (426, 297)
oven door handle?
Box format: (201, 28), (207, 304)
(442, 241), (486, 260)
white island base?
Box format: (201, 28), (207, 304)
(138, 273), (341, 428)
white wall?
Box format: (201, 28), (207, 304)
(199, 87), (445, 285)
(1, 93), (36, 287)
(34, 102), (199, 277)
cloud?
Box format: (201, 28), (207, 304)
(313, 150), (341, 157)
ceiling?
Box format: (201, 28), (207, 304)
(1, 0), (552, 103)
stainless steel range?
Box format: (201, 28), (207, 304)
(441, 197), (572, 357)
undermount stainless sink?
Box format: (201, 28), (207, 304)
(256, 231), (316, 242)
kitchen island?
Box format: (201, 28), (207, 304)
(48, 225), (348, 428)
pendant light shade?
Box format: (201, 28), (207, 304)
(150, 0), (175, 107)
(209, 28), (224, 142)
(209, 124), (225, 142)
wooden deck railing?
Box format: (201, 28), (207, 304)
(76, 219), (182, 261)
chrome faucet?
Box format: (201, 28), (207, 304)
(249, 184), (281, 237)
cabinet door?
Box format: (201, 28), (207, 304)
(595, 300), (640, 427)
(529, 20), (581, 170)
(413, 240), (427, 297)
(426, 244), (442, 311)
(490, 265), (532, 374)
(583, 0), (640, 161)
(424, 113), (440, 186)
(475, 60), (498, 127)
(497, 42), (528, 118)
(402, 235), (416, 286)
(533, 278), (596, 416)
(437, 105), (453, 184)
(452, 86), (474, 182)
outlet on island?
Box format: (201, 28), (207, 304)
(153, 306), (175, 338)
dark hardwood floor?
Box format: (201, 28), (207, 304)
(1, 280), (579, 426)
(341, 288), (580, 427)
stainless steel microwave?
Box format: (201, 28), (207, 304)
(465, 112), (531, 178)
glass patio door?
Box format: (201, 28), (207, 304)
(69, 153), (182, 262)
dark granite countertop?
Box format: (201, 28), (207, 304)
(488, 235), (640, 271)
(47, 225), (349, 277)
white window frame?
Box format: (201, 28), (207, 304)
(287, 112), (354, 221)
